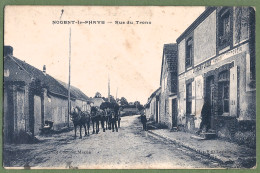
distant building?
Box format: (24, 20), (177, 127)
(159, 44), (178, 128)
(176, 7), (255, 140)
(4, 46), (91, 143)
(121, 107), (138, 116)
(91, 97), (105, 107)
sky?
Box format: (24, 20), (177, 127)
(4, 6), (205, 104)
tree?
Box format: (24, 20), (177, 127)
(134, 101), (144, 111)
(94, 92), (102, 98)
(120, 97), (128, 106)
(100, 101), (111, 110)
(134, 101), (141, 107)
(137, 104), (144, 111)
(109, 95), (117, 103)
(102, 97), (108, 102)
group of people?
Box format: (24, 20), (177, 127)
(70, 105), (121, 138)
(90, 106), (121, 133)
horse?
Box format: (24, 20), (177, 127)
(106, 109), (112, 130)
(103, 109), (110, 130)
(91, 106), (104, 134)
(70, 106), (91, 139)
(99, 109), (106, 132)
(82, 111), (91, 135)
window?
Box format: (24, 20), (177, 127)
(171, 72), (177, 93)
(186, 83), (192, 114)
(218, 71), (230, 115)
(185, 37), (193, 68)
(218, 8), (232, 48)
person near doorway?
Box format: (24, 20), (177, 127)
(197, 99), (211, 134)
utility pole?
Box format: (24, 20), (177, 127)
(116, 87), (118, 100)
(108, 74), (110, 102)
(67, 27), (71, 128)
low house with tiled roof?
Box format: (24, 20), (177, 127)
(58, 81), (92, 112)
(159, 43), (178, 129)
(145, 87), (161, 122)
(4, 46), (90, 143)
(144, 98), (151, 119)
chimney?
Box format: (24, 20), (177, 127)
(4, 46), (13, 56)
(43, 65), (46, 75)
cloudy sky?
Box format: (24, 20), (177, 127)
(4, 6), (205, 104)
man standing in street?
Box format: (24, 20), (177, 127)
(140, 110), (147, 131)
(111, 110), (118, 132)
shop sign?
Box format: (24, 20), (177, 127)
(193, 44), (246, 73)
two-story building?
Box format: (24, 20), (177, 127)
(176, 7), (255, 140)
(159, 44), (178, 128)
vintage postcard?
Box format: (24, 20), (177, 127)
(3, 6), (256, 169)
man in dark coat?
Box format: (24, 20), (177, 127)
(100, 109), (106, 132)
(198, 100), (211, 134)
(111, 110), (118, 132)
(140, 110), (147, 131)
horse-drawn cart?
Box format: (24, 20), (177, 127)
(40, 120), (54, 134)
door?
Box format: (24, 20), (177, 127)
(34, 95), (41, 135)
(4, 88), (13, 143)
(172, 99), (177, 128)
(156, 100), (159, 123)
(16, 89), (26, 134)
(206, 76), (214, 129)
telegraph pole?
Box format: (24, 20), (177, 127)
(67, 27), (71, 128)
(108, 74), (110, 102)
(116, 87), (118, 100)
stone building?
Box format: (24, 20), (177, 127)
(91, 97), (105, 107)
(159, 44), (178, 128)
(176, 7), (255, 141)
(145, 88), (161, 122)
(58, 81), (92, 112)
(4, 46), (91, 143)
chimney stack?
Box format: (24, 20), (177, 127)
(4, 46), (13, 56)
(43, 65), (46, 75)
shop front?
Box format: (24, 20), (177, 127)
(177, 42), (256, 140)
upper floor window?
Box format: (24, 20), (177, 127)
(185, 37), (193, 68)
(218, 8), (232, 49)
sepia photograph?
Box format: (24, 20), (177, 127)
(3, 6), (256, 169)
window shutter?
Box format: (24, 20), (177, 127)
(229, 66), (238, 116)
(182, 81), (186, 114)
(192, 81), (196, 115)
(194, 75), (204, 116)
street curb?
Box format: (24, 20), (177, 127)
(147, 130), (237, 165)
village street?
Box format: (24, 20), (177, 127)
(4, 115), (224, 169)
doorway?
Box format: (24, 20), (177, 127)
(205, 76), (214, 129)
(172, 99), (177, 128)
(34, 95), (41, 135)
